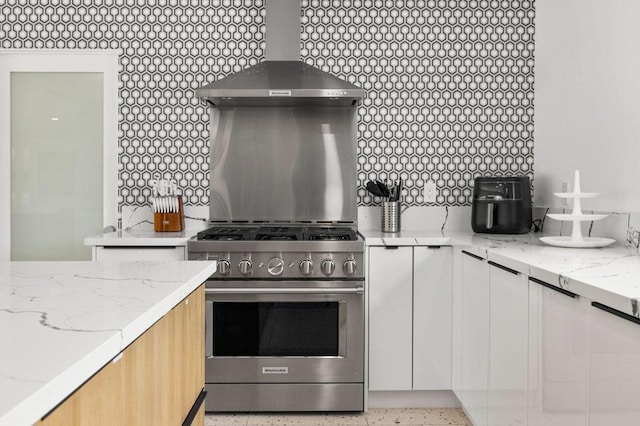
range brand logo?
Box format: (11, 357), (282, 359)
(262, 367), (289, 374)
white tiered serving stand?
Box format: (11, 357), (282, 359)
(539, 170), (615, 248)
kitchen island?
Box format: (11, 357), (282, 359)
(0, 260), (215, 426)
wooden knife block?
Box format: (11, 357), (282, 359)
(154, 197), (185, 232)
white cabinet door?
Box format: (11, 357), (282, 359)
(95, 246), (186, 261)
(451, 247), (463, 398)
(488, 262), (528, 426)
(368, 246), (413, 390)
(413, 246), (452, 390)
(589, 302), (640, 425)
(528, 278), (588, 426)
(459, 250), (490, 426)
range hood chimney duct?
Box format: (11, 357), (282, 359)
(265, 0), (301, 61)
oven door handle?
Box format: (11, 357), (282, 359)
(205, 287), (364, 295)
(205, 300), (213, 357)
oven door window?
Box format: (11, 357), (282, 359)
(213, 302), (339, 357)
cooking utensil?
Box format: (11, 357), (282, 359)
(375, 180), (389, 198)
(367, 181), (384, 197)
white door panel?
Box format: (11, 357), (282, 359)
(0, 50), (118, 261)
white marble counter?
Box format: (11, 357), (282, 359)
(0, 260), (216, 426)
(360, 229), (640, 320)
(84, 229), (199, 247)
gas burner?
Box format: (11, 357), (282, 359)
(306, 227), (356, 241)
(255, 227), (304, 241)
(197, 227), (254, 241)
(256, 234), (298, 241)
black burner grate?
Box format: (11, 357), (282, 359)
(197, 227), (254, 241)
(255, 227), (304, 241)
(197, 226), (357, 242)
(305, 228), (356, 241)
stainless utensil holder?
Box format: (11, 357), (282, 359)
(381, 201), (400, 233)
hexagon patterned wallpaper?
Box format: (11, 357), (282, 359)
(302, 0), (535, 205)
(1, 0), (534, 208)
(0, 0), (265, 207)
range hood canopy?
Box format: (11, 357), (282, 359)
(196, 2), (364, 107)
(196, 61), (364, 107)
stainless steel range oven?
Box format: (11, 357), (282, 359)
(188, 227), (365, 412)
(191, 3), (366, 410)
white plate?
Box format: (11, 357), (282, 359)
(553, 192), (599, 198)
(539, 236), (615, 248)
(547, 213), (608, 221)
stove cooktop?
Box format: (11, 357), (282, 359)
(188, 225), (364, 279)
(196, 226), (357, 242)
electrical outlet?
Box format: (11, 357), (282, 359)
(424, 181), (437, 203)
(561, 181), (568, 206)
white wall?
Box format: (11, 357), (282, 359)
(534, 0), (640, 211)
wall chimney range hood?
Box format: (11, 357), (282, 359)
(196, 1), (364, 106)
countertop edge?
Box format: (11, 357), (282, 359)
(84, 230), (199, 247)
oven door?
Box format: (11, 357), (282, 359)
(204, 281), (364, 384)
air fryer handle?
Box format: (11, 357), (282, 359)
(486, 203), (494, 229)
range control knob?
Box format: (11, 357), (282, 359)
(267, 257), (285, 276)
(238, 259), (253, 275)
(343, 259), (358, 276)
(299, 259), (314, 275)
(216, 259), (231, 276)
(321, 259), (336, 276)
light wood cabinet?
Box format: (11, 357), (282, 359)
(38, 284), (205, 426)
(36, 353), (125, 425)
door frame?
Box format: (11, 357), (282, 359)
(0, 49), (118, 261)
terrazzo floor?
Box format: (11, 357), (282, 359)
(205, 408), (471, 425)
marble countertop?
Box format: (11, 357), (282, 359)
(361, 229), (640, 320)
(82, 226), (640, 322)
(0, 260), (216, 426)
(84, 229), (199, 247)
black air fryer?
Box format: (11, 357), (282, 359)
(471, 176), (532, 234)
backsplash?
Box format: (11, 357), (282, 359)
(302, 0), (535, 206)
(2, 0), (534, 208)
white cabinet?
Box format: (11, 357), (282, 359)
(528, 278), (588, 426)
(458, 250), (490, 426)
(488, 262), (528, 426)
(589, 301), (640, 425)
(93, 246), (186, 261)
(368, 246), (413, 390)
(413, 246), (452, 390)
(368, 245), (452, 391)
(449, 243), (640, 426)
